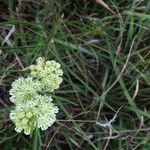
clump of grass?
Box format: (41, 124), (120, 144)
(0, 0), (150, 149)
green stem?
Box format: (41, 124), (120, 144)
(33, 127), (42, 150)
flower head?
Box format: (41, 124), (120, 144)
(10, 95), (58, 135)
(9, 57), (63, 135)
(29, 57), (63, 92)
(9, 77), (41, 104)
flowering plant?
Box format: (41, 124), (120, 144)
(9, 57), (63, 135)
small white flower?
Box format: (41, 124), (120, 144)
(10, 95), (58, 135)
(9, 77), (41, 104)
(30, 57), (63, 92)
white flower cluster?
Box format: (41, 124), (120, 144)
(9, 77), (41, 104)
(29, 57), (63, 92)
(9, 57), (63, 135)
(10, 96), (58, 135)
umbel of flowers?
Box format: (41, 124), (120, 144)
(9, 57), (63, 135)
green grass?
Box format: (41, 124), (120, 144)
(0, 0), (150, 149)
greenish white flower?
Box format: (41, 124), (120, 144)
(10, 95), (58, 135)
(9, 57), (63, 135)
(9, 77), (41, 104)
(29, 57), (63, 92)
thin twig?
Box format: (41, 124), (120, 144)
(103, 126), (113, 150)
